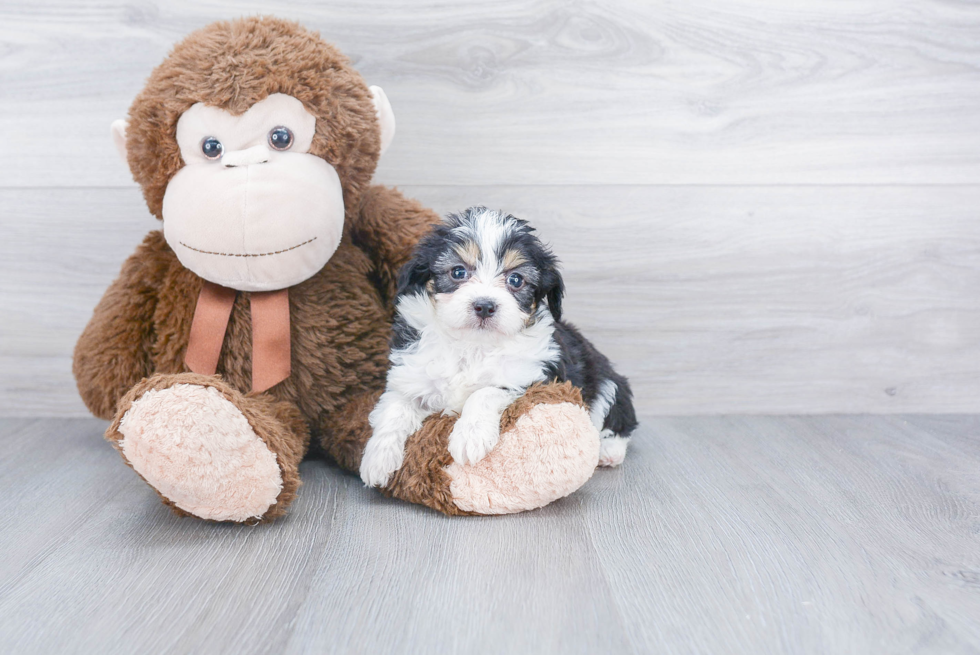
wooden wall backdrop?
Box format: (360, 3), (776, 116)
(2, 0), (979, 416)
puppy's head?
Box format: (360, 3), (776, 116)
(398, 207), (563, 339)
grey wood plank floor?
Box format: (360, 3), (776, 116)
(1, 416), (978, 654)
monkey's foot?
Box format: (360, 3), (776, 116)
(446, 395), (599, 514)
(107, 374), (289, 522)
(384, 382), (600, 515)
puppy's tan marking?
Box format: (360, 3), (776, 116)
(501, 249), (527, 271)
(452, 239), (481, 268)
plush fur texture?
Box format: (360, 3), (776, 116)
(75, 17), (604, 522)
(79, 194), (431, 520)
(382, 382), (596, 515)
(125, 17), (380, 221)
(105, 372), (309, 523)
(448, 402), (598, 514)
(118, 383), (284, 522)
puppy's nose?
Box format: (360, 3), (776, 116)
(472, 298), (497, 319)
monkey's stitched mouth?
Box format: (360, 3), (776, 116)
(179, 237), (317, 258)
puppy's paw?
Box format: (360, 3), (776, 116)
(359, 436), (405, 487)
(597, 433), (630, 468)
(448, 415), (501, 466)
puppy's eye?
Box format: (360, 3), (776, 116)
(507, 273), (524, 289)
(268, 126), (293, 151)
(201, 137), (223, 160)
(451, 266), (468, 281)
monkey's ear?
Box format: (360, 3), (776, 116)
(369, 86), (395, 157)
(110, 119), (129, 165)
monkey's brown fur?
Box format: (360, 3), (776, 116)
(125, 17), (381, 221)
(75, 17), (586, 521)
(384, 382), (587, 516)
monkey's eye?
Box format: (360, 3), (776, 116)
(268, 126), (293, 151)
(507, 272), (524, 289)
(450, 266), (468, 281)
(201, 137), (223, 160)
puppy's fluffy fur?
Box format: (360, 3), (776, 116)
(360, 207), (637, 487)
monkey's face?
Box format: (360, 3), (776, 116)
(161, 94), (344, 292)
(116, 17), (396, 290)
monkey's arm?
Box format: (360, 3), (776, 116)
(351, 185), (441, 301)
(73, 231), (170, 420)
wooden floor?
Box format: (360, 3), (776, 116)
(1, 415), (978, 654)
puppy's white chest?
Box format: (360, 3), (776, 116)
(436, 349), (510, 412)
(390, 334), (553, 415)
(422, 347), (521, 413)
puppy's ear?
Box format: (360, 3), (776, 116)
(541, 268), (564, 322)
(396, 250), (432, 297)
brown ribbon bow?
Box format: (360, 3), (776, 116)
(185, 281), (292, 393)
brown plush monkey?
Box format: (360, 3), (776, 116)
(74, 17), (599, 523)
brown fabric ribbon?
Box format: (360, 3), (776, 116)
(185, 281), (292, 393)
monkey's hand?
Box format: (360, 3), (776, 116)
(73, 232), (168, 420)
(351, 185), (441, 300)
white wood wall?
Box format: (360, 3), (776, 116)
(2, 0), (979, 416)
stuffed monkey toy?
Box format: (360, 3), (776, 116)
(74, 17), (600, 523)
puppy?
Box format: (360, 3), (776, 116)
(359, 207), (637, 487)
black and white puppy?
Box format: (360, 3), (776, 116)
(359, 207), (637, 487)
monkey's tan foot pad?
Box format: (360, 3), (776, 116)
(114, 383), (283, 522)
(446, 401), (600, 514)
